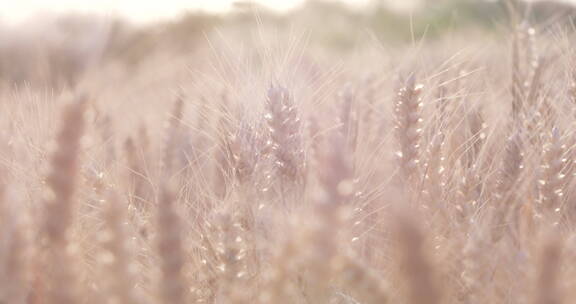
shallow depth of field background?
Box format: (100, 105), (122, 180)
(2, 0), (571, 89)
(2, 1), (576, 304)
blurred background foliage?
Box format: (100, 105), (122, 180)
(0, 0), (574, 87)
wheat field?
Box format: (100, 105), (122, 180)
(1, 1), (576, 304)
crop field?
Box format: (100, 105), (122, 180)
(0, 0), (576, 303)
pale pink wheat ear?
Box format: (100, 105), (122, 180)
(227, 121), (262, 186)
(39, 96), (87, 304)
(394, 74), (424, 186)
(491, 131), (524, 242)
(537, 127), (569, 226)
(300, 130), (356, 302)
(265, 85), (305, 184)
(124, 136), (153, 211)
(162, 94), (188, 176)
(42, 97), (87, 243)
(98, 190), (142, 304)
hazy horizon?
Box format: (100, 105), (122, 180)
(3, 0), (574, 26)
(0, 0), (379, 25)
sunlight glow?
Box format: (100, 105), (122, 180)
(0, 0), (374, 25)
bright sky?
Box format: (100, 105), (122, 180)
(0, 0), (378, 25)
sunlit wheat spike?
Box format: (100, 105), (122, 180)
(162, 93), (187, 175)
(537, 127), (567, 225)
(40, 95), (87, 304)
(42, 97), (87, 243)
(98, 190), (142, 304)
(265, 85), (305, 183)
(394, 74), (424, 185)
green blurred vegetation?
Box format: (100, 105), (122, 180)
(133, 0), (571, 50)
